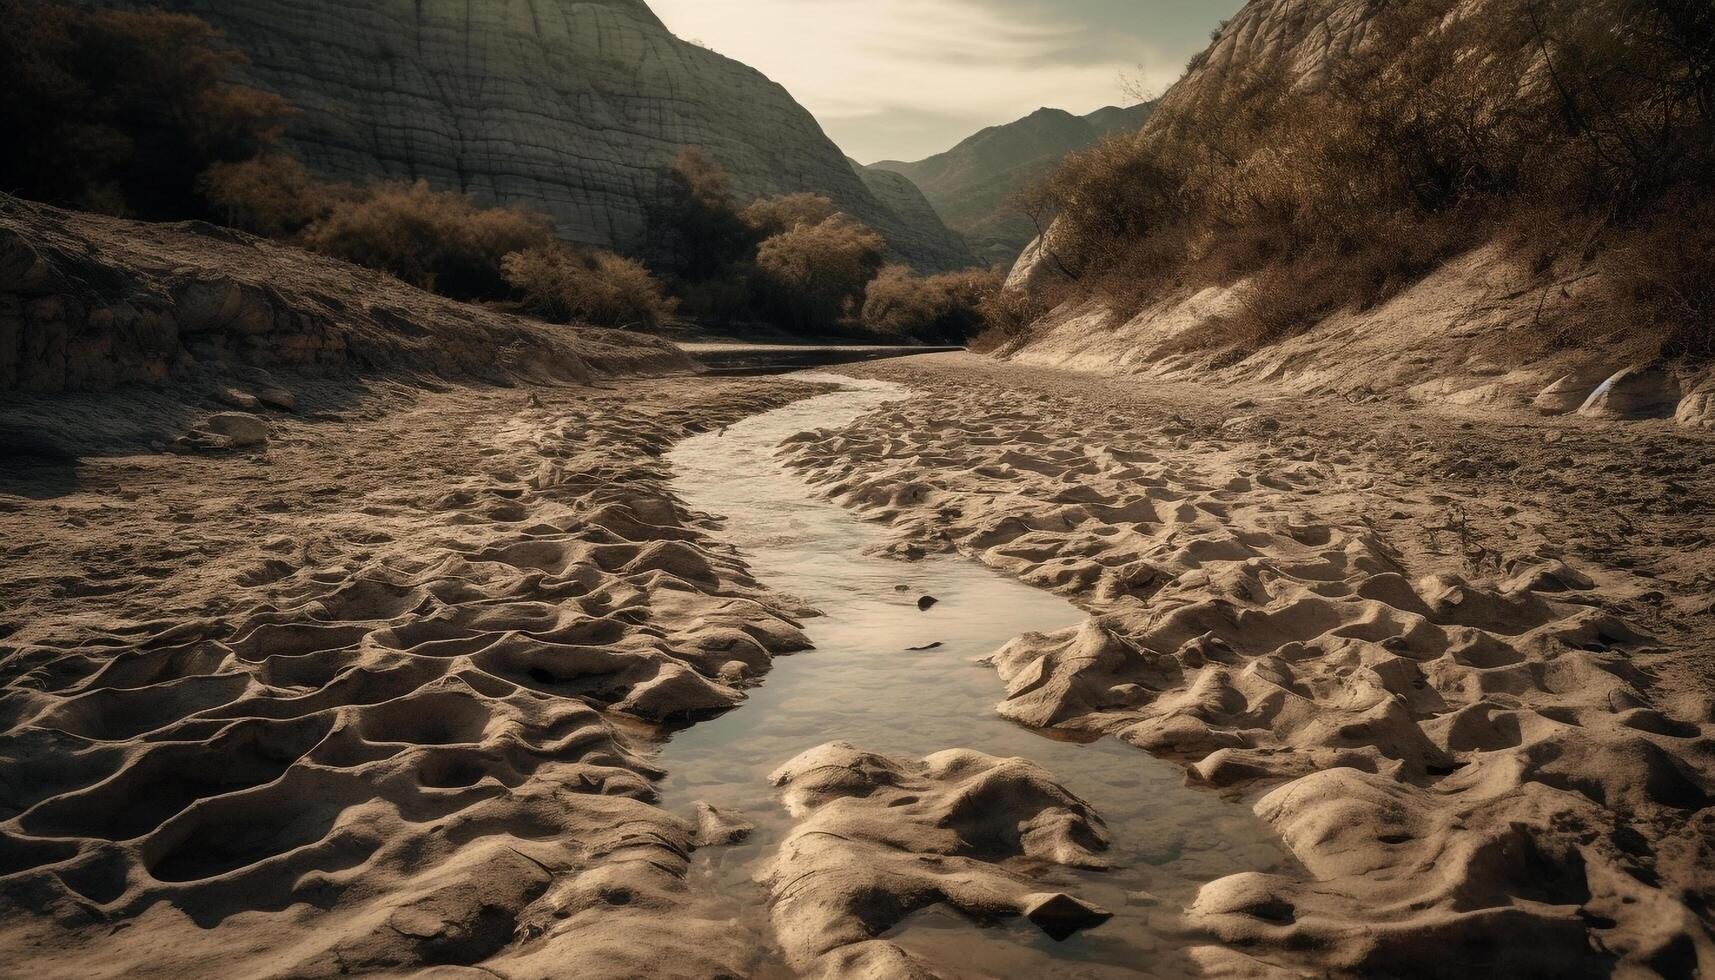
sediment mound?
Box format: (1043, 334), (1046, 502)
(762, 742), (1111, 977)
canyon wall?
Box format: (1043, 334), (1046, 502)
(91, 0), (976, 271)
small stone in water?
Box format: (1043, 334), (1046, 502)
(917, 595), (938, 611)
(1023, 892), (1112, 941)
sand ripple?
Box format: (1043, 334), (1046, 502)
(0, 380), (818, 977)
(779, 364), (1715, 977)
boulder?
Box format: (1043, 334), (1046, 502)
(1578, 366), (1680, 420)
(1023, 892), (1113, 941)
(256, 386), (298, 412)
(691, 802), (752, 846)
(214, 386), (261, 410)
(1532, 372), (1605, 415)
(1676, 389), (1715, 430)
(199, 412), (271, 447)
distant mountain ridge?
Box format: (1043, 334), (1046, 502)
(84, 0), (977, 272)
(869, 103), (1155, 266)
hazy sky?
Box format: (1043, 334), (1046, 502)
(649, 0), (1244, 163)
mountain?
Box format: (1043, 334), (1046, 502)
(869, 103), (1155, 266)
(86, 0), (976, 272)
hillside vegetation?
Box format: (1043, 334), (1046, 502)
(1026, 0), (1715, 361)
(1, 1), (1000, 345)
(871, 104), (1153, 267)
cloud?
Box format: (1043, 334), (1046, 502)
(648, 0), (1231, 161)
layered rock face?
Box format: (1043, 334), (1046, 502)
(871, 103), (1154, 266)
(1169, 0), (1375, 107)
(0, 194), (685, 403)
(91, 0), (974, 272)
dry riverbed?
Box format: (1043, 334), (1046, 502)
(780, 353), (1715, 977)
(2, 354), (1713, 978)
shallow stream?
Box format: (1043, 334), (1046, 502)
(658, 374), (1293, 977)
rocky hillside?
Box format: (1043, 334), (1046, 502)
(0, 192), (688, 457)
(1002, 0), (1715, 431)
(870, 104), (1153, 266)
(87, 0), (975, 272)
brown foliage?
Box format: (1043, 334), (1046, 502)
(645, 148), (758, 280)
(199, 155), (346, 238)
(1031, 0), (1715, 355)
(753, 215), (887, 333)
(0, 0), (292, 219)
(861, 265), (1003, 344)
(300, 181), (555, 300)
(740, 193), (836, 238)
(502, 245), (676, 330)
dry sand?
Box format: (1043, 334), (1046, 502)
(0, 375), (828, 977)
(779, 353), (1715, 977)
(4, 345), (1714, 978)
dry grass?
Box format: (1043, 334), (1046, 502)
(502, 245), (675, 330)
(1028, 0), (1715, 357)
(299, 181), (554, 300)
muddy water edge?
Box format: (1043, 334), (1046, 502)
(655, 373), (1295, 977)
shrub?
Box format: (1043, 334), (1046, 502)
(1028, 0), (1715, 354)
(0, 0), (292, 218)
(502, 245), (675, 330)
(199, 154), (344, 237)
(740, 193), (836, 238)
(300, 181), (554, 300)
(645, 148), (757, 280)
(753, 215), (886, 332)
(861, 265), (1003, 344)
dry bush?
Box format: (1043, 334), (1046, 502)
(502, 245), (675, 330)
(301, 181), (555, 300)
(861, 265), (1003, 344)
(199, 155), (348, 237)
(753, 215), (886, 332)
(740, 193), (836, 238)
(1029, 0), (1715, 355)
(644, 148), (758, 280)
(0, 0), (292, 219)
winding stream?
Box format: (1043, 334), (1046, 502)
(659, 374), (1294, 977)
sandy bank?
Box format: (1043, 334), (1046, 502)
(779, 353), (1715, 977)
(0, 375), (828, 977)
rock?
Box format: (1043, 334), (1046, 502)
(1023, 892), (1113, 941)
(0, 227), (51, 292)
(691, 802), (752, 846)
(1578, 365), (1681, 420)
(1676, 388), (1715, 430)
(257, 386), (298, 412)
(200, 412), (271, 447)
(175, 279), (275, 335)
(1533, 372), (1605, 415)
(916, 595), (939, 611)
(214, 387), (261, 410)
(171, 431), (235, 453)
(94, 0), (975, 272)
